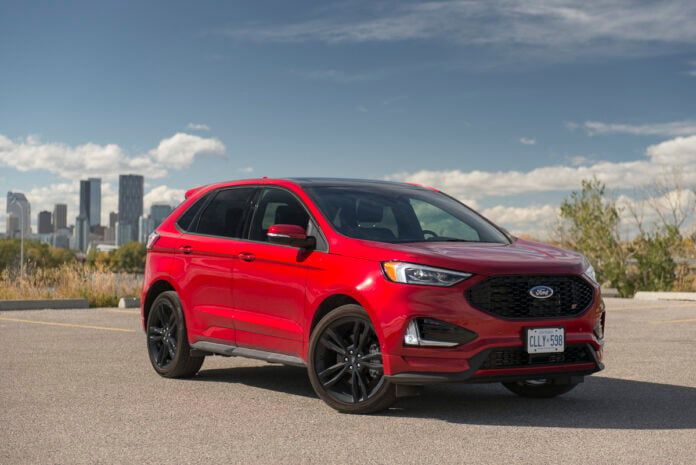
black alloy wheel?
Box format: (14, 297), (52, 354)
(502, 378), (579, 398)
(146, 291), (204, 378)
(308, 305), (396, 413)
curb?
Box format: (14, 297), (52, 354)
(118, 297), (141, 309)
(0, 299), (90, 311)
(633, 292), (696, 302)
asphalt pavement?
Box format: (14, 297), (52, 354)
(1, 298), (695, 464)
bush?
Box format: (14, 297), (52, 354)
(0, 263), (142, 307)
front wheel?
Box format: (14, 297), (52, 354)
(307, 305), (396, 414)
(146, 291), (204, 378)
(502, 378), (580, 398)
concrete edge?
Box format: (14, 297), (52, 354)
(118, 297), (141, 309)
(0, 299), (90, 311)
(633, 291), (696, 302)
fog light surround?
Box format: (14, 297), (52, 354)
(403, 318), (478, 348)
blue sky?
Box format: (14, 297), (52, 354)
(1, 0), (696, 237)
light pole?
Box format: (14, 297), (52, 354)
(10, 198), (26, 279)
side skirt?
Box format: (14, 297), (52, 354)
(190, 341), (306, 368)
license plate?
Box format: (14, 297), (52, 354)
(526, 327), (565, 354)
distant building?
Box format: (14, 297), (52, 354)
(139, 215), (155, 243)
(79, 178), (101, 229)
(6, 191), (31, 238)
(75, 215), (89, 251)
(150, 204), (173, 228)
(104, 211), (118, 243)
(118, 175), (143, 244)
(38, 211), (52, 234)
(115, 222), (133, 246)
(53, 229), (71, 249)
(53, 204), (67, 232)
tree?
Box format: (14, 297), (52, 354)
(627, 226), (680, 292)
(555, 177), (630, 295)
(109, 242), (146, 273)
(0, 239), (75, 272)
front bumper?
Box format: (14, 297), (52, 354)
(385, 342), (604, 384)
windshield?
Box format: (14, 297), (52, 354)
(303, 184), (510, 244)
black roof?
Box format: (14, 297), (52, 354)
(287, 177), (429, 190)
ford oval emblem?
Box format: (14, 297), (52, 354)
(529, 285), (554, 299)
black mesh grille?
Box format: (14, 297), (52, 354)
(465, 274), (594, 319)
(480, 344), (593, 370)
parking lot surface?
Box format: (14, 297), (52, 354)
(1, 298), (695, 464)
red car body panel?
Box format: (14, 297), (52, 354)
(142, 178), (604, 382)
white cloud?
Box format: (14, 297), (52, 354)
(237, 166), (254, 174)
(688, 61), (696, 77)
(147, 133), (225, 170)
(186, 123), (211, 131)
(293, 68), (385, 83)
(0, 132), (226, 180)
(225, 1), (696, 59)
(144, 185), (186, 211)
(645, 135), (696, 165)
(483, 204), (559, 226)
(386, 134), (696, 200)
(519, 137), (536, 145)
(568, 155), (593, 166)
(582, 120), (696, 137)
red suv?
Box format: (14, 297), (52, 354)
(142, 178), (604, 413)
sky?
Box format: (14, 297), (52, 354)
(1, 0), (696, 238)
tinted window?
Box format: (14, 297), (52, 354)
(176, 192), (213, 232)
(249, 188), (310, 242)
(303, 184), (509, 244)
(195, 188), (256, 238)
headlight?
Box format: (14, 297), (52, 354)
(584, 262), (597, 284)
(382, 262), (472, 287)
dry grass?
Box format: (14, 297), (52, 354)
(0, 264), (142, 307)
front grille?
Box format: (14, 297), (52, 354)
(465, 274), (594, 319)
(480, 344), (593, 370)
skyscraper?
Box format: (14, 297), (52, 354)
(75, 215), (89, 251)
(79, 178), (101, 228)
(88, 177), (101, 228)
(6, 191), (31, 238)
(38, 211), (52, 234)
(53, 204), (67, 232)
(150, 204), (173, 228)
(118, 174), (144, 244)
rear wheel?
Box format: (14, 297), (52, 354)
(502, 378), (579, 398)
(308, 305), (396, 414)
(146, 291), (203, 378)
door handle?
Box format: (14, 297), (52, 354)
(179, 245), (193, 255)
(238, 252), (256, 262)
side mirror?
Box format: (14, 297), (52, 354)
(267, 224), (316, 249)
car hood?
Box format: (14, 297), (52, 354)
(336, 238), (587, 276)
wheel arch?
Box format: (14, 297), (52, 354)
(309, 291), (384, 343)
(142, 279), (176, 330)
(310, 294), (361, 334)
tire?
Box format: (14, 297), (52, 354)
(146, 291), (204, 378)
(502, 378), (579, 398)
(307, 304), (396, 414)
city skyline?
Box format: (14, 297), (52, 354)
(4, 173), (175, 250)
(3, 173), (179, 237)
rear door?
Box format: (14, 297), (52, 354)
(171, 187), (257, 343)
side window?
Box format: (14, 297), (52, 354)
(195, 188), (256, 238)
(249, 188), (310, 242)
(176, 192), (213, 232)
